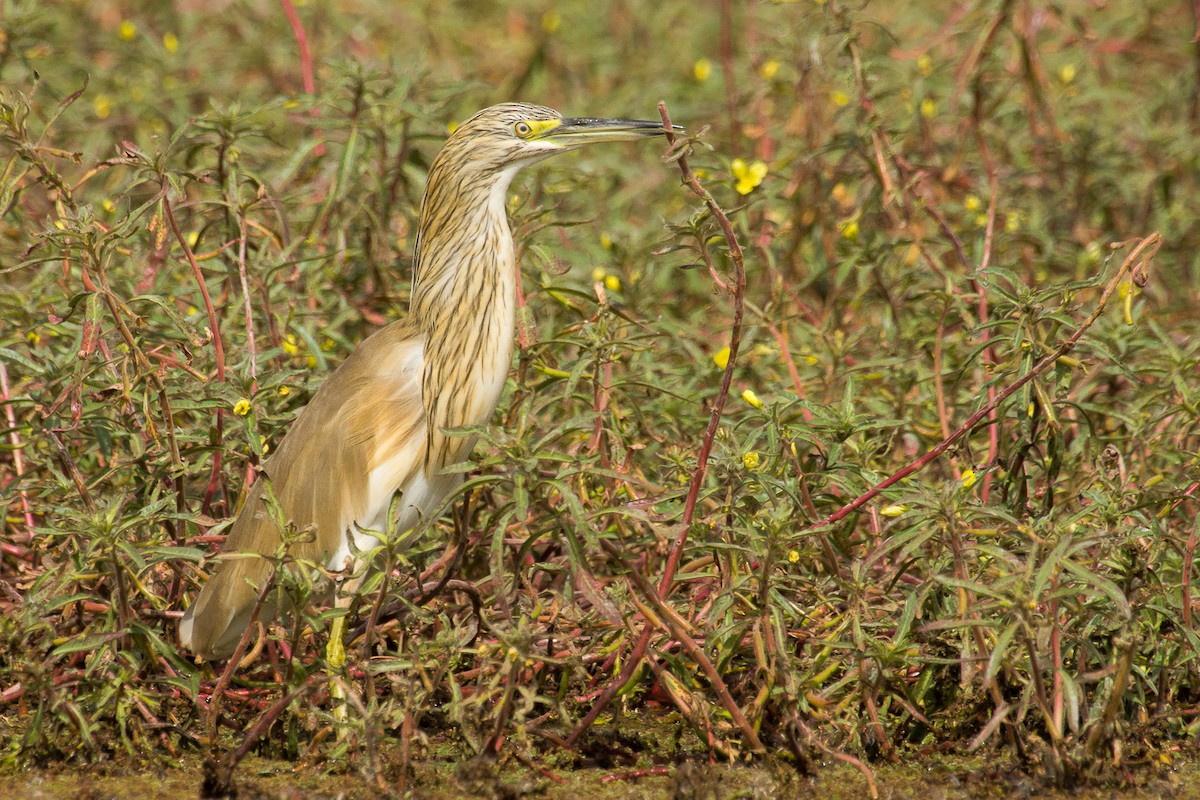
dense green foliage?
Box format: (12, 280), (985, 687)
(3, 0), (1199, 789)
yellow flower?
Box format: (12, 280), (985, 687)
(880, 504), (908, 518)
(964, 194), (981, 212)
(787, 549), (800, 563)
(102, 199), (116, 213)
(974, 214), (988, 228)
(591, 266), (607, 283)
(321, 337), (335, 351)
(731, 158), (768, 195)
(742, 451), (760, 470)
(306, 354), (317, 369)
(830, 90), (850, 107)
(742, 388), (763, 409)
(840, 220), (859, 241)
(26, 331), (40, 346)
(920, 98), (937, 119)
(1005, 212), (1021, 233)
(233, 398), (251, 416)
(694, 58), (713, 82)
(960, 469), (978, 489)
(759, 59), (780, 80)
(541, 10), (561, 33)
(917, 54), (933, 77)
(604, 274), (621, 292)
(599, 232), (613, 250)
(282, 334), (300, 356)
(93, 95), (112, 120)
(447, 121), (459, 134)
(1058, 64), (1076, 84)
(118, 21), (137, 41)
(712, 346), (730, 370)
(163, 32), (178, 53)
(278, 386), (291, 397)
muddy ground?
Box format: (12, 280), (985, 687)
(4, 751), (1197, 800)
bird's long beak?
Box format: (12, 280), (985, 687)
(543, 117), (683, 147)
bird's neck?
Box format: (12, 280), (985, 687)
(409, 160), (520, 443)
(410, 162), (521, 327)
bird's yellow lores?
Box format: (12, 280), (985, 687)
(179, 103), (677, 661)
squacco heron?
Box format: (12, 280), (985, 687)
(180, 103), (674, 661)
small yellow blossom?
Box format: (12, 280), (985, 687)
(118, 21), (137, 40)
(186, 230), (199, 248)
(742, 451), (760, 470)
(26, 331), (40, 346)
(306, 354), (317, 369)
(880, 503), (908, 518)
(964, 194), (981, 212)
(599, 232), (613, 250)
(694, 58), (713, 82)
(163, 32), (178, 53)
(447, 121), (459, 134)
(830, 90), (850, 107)
(917, 54), (933, 77)
(102, 199), (116, 213)
(1058, 64), (1076, 84)
(759, 59), (780, 80)
(1121, 281), (1136, 325)
(841, 220), (859, 241)
(742, 388), (764, 409)
(321, 337), (335, 351)
(93, 95), (112, 120)
(278, 386), (291, 397)
(787, 549), (800, 563)
(604, 274), (621, 292)
(282, 334), (300, 356)
(233, 398), (251, 416)
(920, 98), (937, 119)
(731, 158), (768, 195)
(541, 10), (561, 33)
(961, 469), (978, 489)
(591, 266), (607, 283)
(712, 346), (730, 369)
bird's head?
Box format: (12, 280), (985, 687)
(445, 102), (680, 172)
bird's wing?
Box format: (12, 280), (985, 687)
(180, 319), (427, 659)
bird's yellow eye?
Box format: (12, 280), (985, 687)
(514, 121), (533, 137)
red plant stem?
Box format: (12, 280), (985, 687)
(236, 212), (257, 392)
(0, 362), (34, 538)
(719, 0), (740, 148)
(569, 100), (749, 746)
(278, 0), (325, 156)
(162, 188), (227, 514)
(972, 115), (1002, 502)
(803, 234), (1160, 534)
(1184, 508), (1198, 632)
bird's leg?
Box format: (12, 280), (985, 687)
(327, 571), (362, 728)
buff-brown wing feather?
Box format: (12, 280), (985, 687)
(180, 319), (426, 659)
